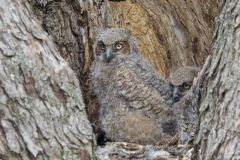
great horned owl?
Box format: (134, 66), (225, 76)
(170, 66), (201, 144)
(169, 66), (200, 102)
(90, 28), (175, 145)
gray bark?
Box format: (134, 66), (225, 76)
(0, 1), (93, 160)
(195, 0), (240, 159)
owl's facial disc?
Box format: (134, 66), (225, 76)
(172, 81), (192, 102)
(96, 40), (129, 63)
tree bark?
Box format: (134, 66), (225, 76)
(0, 1), (93, 159)
(195, 0), (240, 159)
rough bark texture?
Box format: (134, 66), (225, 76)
(0, 1), (93, 159)
(195, 0), (240, 159)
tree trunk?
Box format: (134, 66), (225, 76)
(195, 1), (240, 159)
(0, 1), (93, 159)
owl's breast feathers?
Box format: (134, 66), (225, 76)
(91, 56), (174, 114)
(126, 54), (173, 103)
(115, 64), (174, 118)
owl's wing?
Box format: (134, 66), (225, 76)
(126, 55), (173, 104)
(116, 65), (173, 118)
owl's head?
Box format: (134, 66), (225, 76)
(94, 28), (138, 63)
(169, 66), (200, 102)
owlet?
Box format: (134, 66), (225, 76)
(90, 28), (176, 145)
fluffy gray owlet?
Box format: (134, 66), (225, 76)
(170, 66), (200, 144)
(90, 28), (175, 145)
(169, 66), (200, 102)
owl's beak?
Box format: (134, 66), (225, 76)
(173, 87), (181, 102)
(105, 48), (115, 62)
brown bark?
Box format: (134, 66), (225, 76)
(195, 0), (240, 159)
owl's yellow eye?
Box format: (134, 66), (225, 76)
(114, 42), (123, 50)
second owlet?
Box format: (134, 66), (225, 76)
(169, 66), (200, 144)
(90, 28), (175, 145)
(169, 66), (200, 102)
